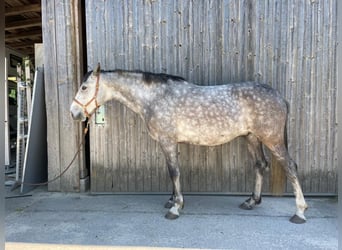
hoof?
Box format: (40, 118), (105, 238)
(165, 211), (179, 220)
(164, 200), (174, 209)
(239, 194), (261, 210)
(239, 202), (254, 210)
(289, 214), (306, 224)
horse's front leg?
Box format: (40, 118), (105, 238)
(159, 140), (184, 219)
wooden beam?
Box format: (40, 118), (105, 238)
(5, 3), (41, 16)
(5, 18), (41, 31)
(5, 30), (42, 41)
(5, 42), (36, 49)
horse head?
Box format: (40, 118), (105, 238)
(70, 63), (103, 121)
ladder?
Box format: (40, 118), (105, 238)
(15, 59), (32, 184)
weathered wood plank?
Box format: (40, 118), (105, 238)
(43, 0), (85, 192)
(42, 0), (60, 191)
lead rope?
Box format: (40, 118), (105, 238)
(12, 119), (90, 188)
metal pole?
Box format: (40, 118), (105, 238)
(4, 57), (10, 167)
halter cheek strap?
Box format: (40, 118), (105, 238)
(73, 73), (100, 119)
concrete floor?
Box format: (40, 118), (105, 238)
(5, 187), (338, 249)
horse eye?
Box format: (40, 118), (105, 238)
(81, 85), (87, 91)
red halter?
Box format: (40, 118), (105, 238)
(73, 73), (100, 119)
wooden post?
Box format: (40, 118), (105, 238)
(42, 0), (85, 191)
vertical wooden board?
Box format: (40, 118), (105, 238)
(220, 0), (229, 83)
(157, 143), (169, 192)
(220, 143), (230, 192)
(325, 0), (336, 193)
(120, 107), (130, 192)
(94, 124), (105, 192)
(56, 1), (79, 192)
(155, 143), (165, 192)
(246, 0), (255, 81)
(102, 110), (110, 191)
(135, 117), (144, 192)
(205, 147), (216, 192)
(111, 102), (122, 192)
(142, 129), (152, 192)
(197, 146), (206, 192)
(43, 0), (85, 192)
(309, 1), (320, 193)
(325, 2), (337, 193)
(328, 0), (338, 193)
(130, 117), (139, 192)
(215, 146), (224, 192)
(42, 0), (60, 191)
(149, 140), (158, 192)
(89, 125), (96, 192)
(241, 141), (248, 192)
(228, 141), (237, 192)
(186, 146), (196, 192)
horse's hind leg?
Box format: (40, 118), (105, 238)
(159, 140), (184, 219)
(268, 143), (308, 224)
(240, 134), (268, 210)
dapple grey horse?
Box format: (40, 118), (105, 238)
(70, 64), (308, 223)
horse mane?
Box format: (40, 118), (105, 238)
(102, 69), (186, 84)
(140, 71), (186, 84)
(83, 71), (94, 82)
(83, 69), (186, 84)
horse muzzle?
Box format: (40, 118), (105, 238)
(70, 103), (87, 122)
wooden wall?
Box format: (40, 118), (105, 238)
(85, 0), (337, 194)
(40, 0), (336, 193)
(253, 0), (338, 193)
(42, 0), (86, 191)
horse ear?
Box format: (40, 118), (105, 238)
(93, 63), (101, 76)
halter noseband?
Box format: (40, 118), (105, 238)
(73, 72), (100, 119)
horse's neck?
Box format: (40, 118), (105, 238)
(103, 73), (154, 115)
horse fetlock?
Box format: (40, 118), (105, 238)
(297, 202), (308, 212)
(176, 198), (184, 209)
(165, 194), (184, 209)
(164, 200), (174, 209)
(165, 204), (181, 220)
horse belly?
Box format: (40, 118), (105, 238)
(176, 117), (246, 146)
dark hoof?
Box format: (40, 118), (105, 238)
(289, 214), (306, 224)
(165, 211), (179, 220)
(164, 201), (174, 209)
(239, 202), (254, 210)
